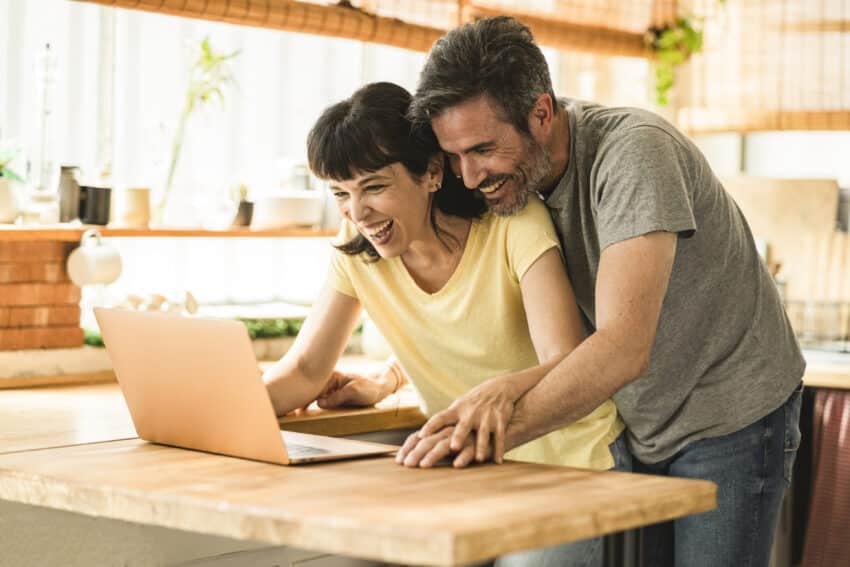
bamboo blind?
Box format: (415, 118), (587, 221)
(679, 0), (850, 133)
(72, 0), (660, 58)
(71, 0), (445, 52)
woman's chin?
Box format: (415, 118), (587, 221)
(374, 245), (401, 259)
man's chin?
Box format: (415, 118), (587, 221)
(486, 191), (530, 217)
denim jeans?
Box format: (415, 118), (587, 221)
(630, 382), (804, 567)
(490, 432), (632, 567)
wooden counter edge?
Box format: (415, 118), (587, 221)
(803, 366), (850, 391)
(0, 441), (718, 567)
(451, 476), (717, 565)
(0, 370), (116, 390)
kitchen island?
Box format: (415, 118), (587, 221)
(0, 374), (716, 566)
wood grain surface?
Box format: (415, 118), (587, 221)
(0, 383), (136, 454)
(0, 439), (716, 566)
(804, 362), (850, 390)
(0, 380), (423, 456)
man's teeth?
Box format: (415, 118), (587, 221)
(369, 220), (393, 238)
(479, 178), (507, 194)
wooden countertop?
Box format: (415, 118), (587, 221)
(803, 353), (850, 391)
(0, 438), (716, 566)
(0, 381), (423, 456)
(0, 383), (136, 454)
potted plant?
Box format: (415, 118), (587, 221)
(230, 183), (253, 227)
(155, 37), (240, 225)
(0, 145), (25, 223)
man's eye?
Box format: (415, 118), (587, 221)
(333, 192), (348, 199)
(475, 148), (492, 155)
(365, 185), (386, 192)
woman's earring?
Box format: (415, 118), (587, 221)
(436, 183), (442, 190)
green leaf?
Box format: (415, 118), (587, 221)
(0, 168), (25, 183)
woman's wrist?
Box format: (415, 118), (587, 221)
(380, 360), (404, 397)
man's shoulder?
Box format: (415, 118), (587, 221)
(562, 97), (679, 140)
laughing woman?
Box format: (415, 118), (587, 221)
(263, 82), (623, 566)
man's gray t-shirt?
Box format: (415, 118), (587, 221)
(544, 98), (805, 463)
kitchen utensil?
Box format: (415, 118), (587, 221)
(66, 229), (122, 286)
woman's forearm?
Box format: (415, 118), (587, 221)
(262, 356), (328, 416)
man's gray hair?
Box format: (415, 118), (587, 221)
(410, 16), (556, 133)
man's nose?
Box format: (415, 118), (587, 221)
(459, 157), (487, 190)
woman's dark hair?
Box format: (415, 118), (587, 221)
(307, 81), (486, 260)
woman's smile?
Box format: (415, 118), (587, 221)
(365, 219), (395, 246)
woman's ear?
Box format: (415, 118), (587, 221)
(427, 154), (444, 192)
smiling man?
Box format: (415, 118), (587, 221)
(399, 15), (806, 567)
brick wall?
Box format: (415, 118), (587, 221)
(0, 241), (84, 350)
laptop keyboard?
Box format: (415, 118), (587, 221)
(286, 443), (332, 458)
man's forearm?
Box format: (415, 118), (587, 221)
(505, 328), (646, 450)
(498, 356), (565, 401)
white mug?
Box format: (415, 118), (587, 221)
(112, 187), (151, 228)
(0, 178), (19, 223)
(66, 229), (123, 286)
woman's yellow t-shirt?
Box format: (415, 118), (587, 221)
(328, 198), (623, 469)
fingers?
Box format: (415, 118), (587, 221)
(452, 443), (477, 468)
(492, 413), (506, 464)
(396, 428), (455, 468)
(396, 431), (423, 464)
(475, 415), (491, 462)
(418, 438), (453, 468)
(402, 429), (451, 468)
(418, 408), (458, 438)
(316, 384), (356, 408)
(449, 417), (473, 452)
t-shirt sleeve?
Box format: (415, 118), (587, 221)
(326, 221), (359, 299)
(593, 125), (697, 251)
(505, 199), (562, 281)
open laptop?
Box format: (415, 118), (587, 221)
(94, 307), (398, 465)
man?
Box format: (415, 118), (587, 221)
(396, 15), (805, 567)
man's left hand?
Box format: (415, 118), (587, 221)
(396, 426), (492, 468)
(415, 378), (519, 464)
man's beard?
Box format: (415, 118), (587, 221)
(486, 136), (552, 217)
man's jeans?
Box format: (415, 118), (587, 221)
(492, 432), (632, 567)
(630, 382), (804, 567)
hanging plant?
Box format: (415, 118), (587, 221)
(645, 17), (704, 107)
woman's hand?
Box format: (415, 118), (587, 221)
(312, 370), (394, 409)
(417, 378), (522, 464)
(395, 426), (489, 468)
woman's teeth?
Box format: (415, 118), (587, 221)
(369, 220), (393, 243)
(479, 178), (507, 195)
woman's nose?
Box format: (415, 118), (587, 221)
(348, 195), (371, 222)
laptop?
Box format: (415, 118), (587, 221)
(94, 307), (398, 465)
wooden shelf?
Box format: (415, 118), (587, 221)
(0, 225), (337, 241)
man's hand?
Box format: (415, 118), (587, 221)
(314, 370), (392, 409)
(416, 378), (521, 464)
(396, 426), (492, 468)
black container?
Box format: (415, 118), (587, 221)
(231, 200), (254, 227)
(79, 186), (111, 225)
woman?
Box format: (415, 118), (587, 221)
(263, 82), (623, 564)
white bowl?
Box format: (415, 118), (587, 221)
(250, 191), (324, 230)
